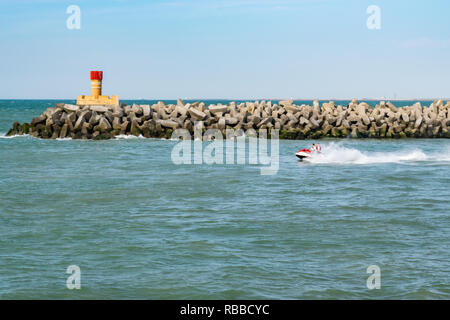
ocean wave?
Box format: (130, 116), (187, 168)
(0, 133), (33, 139)
(114, 134), (146, 140)
(306, 143), (430, 164)
(0, 133), (73, 141)
(428, 145), (450, 162)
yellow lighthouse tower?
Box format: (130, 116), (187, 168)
(77, 71), (119, 106)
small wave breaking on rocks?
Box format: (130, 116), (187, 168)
(0, 133), (32, 139)
(114, 134), (146, 140)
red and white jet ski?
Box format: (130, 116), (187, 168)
(296, 148), (312, 160)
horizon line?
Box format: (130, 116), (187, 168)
(0, 98), (448, 101)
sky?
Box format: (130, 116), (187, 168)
(0, 0), (449, 99)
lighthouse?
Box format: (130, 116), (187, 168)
(77, 71), (119, 106)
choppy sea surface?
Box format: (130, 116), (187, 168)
(0, 100), (449, 299)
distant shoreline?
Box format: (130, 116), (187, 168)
(0, 98), (448, 101)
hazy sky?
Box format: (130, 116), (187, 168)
(0, 0), (449, 99)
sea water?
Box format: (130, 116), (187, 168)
(0, 100), (449, 299)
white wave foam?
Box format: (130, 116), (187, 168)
(306, 143), (428, 164)
(114, 134), (146, 140)
(428, 145), (450, 162)
(0, 133), (73, 141)
(0, 133), (33, 139)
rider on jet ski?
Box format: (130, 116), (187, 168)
(311, 143), (322, 152)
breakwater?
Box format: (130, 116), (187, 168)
(6, 99), (450, 139)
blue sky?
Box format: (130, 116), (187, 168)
(0, 0), (449, 99)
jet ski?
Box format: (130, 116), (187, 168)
(296, 148), (312, 160)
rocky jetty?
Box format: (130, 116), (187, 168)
(6, 99), (450, 140)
